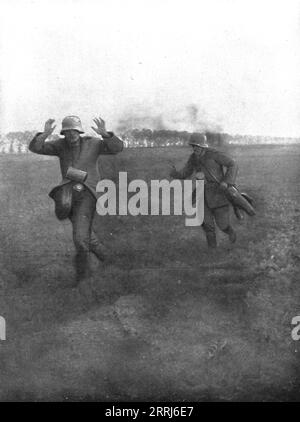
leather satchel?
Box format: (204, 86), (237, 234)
(200, 161), (256, 217)
(49, 183), (73, 220)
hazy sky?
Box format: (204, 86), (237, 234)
(1, 0), (300, 136)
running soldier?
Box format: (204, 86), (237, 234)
(170, 133), (238, 248)
(29, 116), (123, 282)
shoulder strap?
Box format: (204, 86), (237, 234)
(200, 158), (221, 184)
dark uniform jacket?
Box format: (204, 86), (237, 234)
(29, 132), (123, 199)
(174, 148), (238, 208)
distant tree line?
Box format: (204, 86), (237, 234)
(2, 131), (37, 145)
(0, 129), (229, 148)
(0, 129), (298, 154)
(119, 129), (230, 148)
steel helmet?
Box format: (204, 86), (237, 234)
(189, 133), (209, 148)
(60, 116), (84, 134)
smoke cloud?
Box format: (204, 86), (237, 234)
(116, 104), (224, 134)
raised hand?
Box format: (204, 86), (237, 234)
(44, 119), (56, 136)
(91, 117), (109, 137)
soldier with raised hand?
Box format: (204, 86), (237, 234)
(170, 133), (238, 249)
(29, 115), (123, 284)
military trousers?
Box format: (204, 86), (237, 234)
(202, 202), (230, 233)
(68, 187), (103, 280)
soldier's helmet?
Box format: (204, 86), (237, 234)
(60, 116), (84, 134)
(189, 133), (208, 148)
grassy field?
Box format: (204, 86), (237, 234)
(0, 144), (299, 401)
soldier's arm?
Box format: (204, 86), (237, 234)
(91, 117), (123, 155)
(98, 132), (124, 155)
(28, 132), (61, 156)
(29, 119), (61, 156)
(170, 155), (194, 179)
(214, 152), (238, 185)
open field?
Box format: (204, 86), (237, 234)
(0, 144), (299, 401)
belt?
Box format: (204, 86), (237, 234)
(72, 183), (85, 192)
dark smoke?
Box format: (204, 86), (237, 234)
(116, 112), (166, 133)
(117, 103), (223, 134)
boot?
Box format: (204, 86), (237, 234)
(223, 226), (237, 243)
(206, 232), (217, 248)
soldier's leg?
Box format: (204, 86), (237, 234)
(90, 229), (106, 261)
(202, 202), (217, 248)
(70, 190), (96, 280)
(213, 205), (237, 243)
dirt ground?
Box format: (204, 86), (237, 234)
(0, 145), (299, 401)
